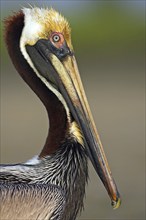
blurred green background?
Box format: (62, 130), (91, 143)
(0, 1), (145, 219)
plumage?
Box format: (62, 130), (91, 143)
(21, 7), (71, 46)
(0, 7), (121, 220)
(1, 184), (65, 220)
(0, 142), (87, 220)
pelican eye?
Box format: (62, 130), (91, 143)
(52, 34), (60, 43)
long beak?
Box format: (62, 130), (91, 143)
(26, 42), (121, 209)
(49, 54), (121, 209)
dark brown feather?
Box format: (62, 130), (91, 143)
(4, 11), (69, 156)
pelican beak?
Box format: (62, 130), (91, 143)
(26, 39), (121, 209)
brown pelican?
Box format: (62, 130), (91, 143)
(0, 7), (121, 220)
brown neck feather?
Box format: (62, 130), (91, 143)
(4, 11), (68, 157)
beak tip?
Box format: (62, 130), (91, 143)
(111, 196), (121, 209)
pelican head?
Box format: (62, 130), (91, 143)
(3, 7), (121, 219)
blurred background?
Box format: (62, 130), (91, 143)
(0, 1), (145, 219)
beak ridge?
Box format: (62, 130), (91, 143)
(25, 39), (121, 208)
(49, 53), (121, 208)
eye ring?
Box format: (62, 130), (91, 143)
(52, 34), (60, 43)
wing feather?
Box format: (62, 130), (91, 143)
(0, 183), (66, 220)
